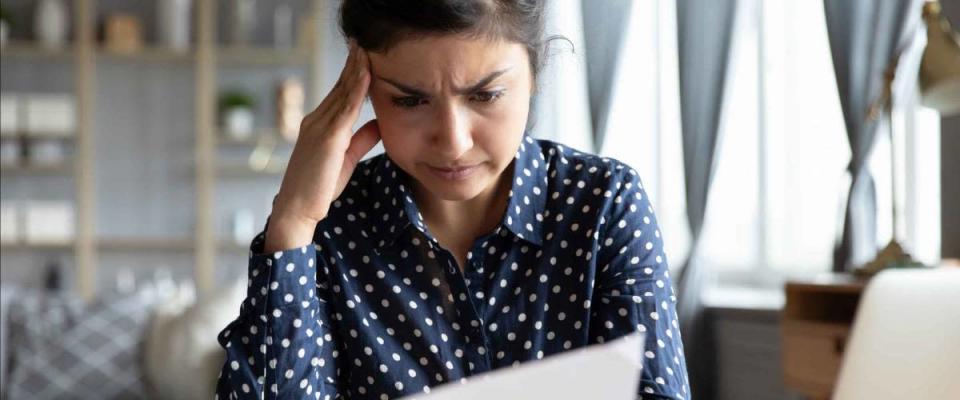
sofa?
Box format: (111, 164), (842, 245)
(0, 273), (246, 400)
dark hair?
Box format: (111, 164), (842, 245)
(339, 0), (548, 79)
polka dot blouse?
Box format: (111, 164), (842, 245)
(216, 134), (690, 399)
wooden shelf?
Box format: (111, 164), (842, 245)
(0, 241), (74, 251)
(98, 237), (195, 251)
(0, 40), (75, 61)
(220, 240), (252, 252)
(218, 46), (311, 65)
(98, 238), (254, 252)
(1, 133), (77, 140)
(216, 129), (280, 146)
(0, 164), (74, 176)
(2, 238), (255, 252)
(97, 46), (195, 63)
(218, 161), (287, 177)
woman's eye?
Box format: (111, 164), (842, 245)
(471, 90), (504, 103)
(392, 96), (426, 108)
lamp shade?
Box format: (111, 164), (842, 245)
(919, 1), (960, 116)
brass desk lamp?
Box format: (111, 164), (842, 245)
(859, 0), (960, 275)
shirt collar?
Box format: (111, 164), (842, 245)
(367, 133), (548, 251)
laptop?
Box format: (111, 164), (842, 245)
(833, 267), (960, 399)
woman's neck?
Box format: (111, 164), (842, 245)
(412, 162), (514, 247)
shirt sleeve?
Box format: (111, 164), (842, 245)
(215, 215), (345, 400)
(590, 167), (690, 400)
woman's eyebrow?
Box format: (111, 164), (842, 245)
(377, 67), (512, 96)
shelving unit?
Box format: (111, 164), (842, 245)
(3, 237), (257, 252)
(0, 164), (75, 175)
(218, 46), (312, 65)
(0, 39), (75, 60)
(1, 242), (75, 251)
(0, 0), (326, 300)
(96, 47), (196, 63)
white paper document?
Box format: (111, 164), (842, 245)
(401, 331), (645, 400)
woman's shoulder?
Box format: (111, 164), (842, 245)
(315, 152), (403, 243)
(334, 152), (394, 204)
(531, 137), (644, 196)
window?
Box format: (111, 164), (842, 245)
(601, 0), (941, 288)
(703, 0), (941, 286)
(701, 0), (852, 283)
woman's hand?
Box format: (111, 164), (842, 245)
(265, 42), (381, 252)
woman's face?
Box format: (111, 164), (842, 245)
(367, 35), (533, 202)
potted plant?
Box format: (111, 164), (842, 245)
(0, 5), (12, 48)
(219, 90), (256, 141)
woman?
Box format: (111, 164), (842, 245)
(216, 1), (689, 399)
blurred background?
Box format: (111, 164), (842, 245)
(0, 0), (957, 399)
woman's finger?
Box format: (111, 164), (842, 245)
(343, 119), (381, 167)
(302, 42), (359, 129)
(337, 119), (381, 194)
(335, 47), (372, 125)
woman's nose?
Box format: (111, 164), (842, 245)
(433, 103), (474, 160)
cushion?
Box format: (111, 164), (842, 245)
(4, 286), (162, 400)
(143, 277), (247, 400)
(0, 285), (37, 396)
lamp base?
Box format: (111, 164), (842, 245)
(855, 239), (926, 276)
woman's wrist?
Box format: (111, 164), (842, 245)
(264, 212), (320, 253)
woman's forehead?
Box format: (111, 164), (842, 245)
(368, 36), (529, 90)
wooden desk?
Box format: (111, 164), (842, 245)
(781, 274), (868, 400)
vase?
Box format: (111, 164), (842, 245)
(273, 3), (293, 49)
(35, 0), (68, 49)
(276, 78), (304, 143)
(231, 0), (256, 46)
(231, 209), (255, 245)
(29, 138), (66, 167)
(0, 20), (10, 49)
(158, 0), (191, 51)
(223, 107), (255, 141)
(0, 140), (20, 167)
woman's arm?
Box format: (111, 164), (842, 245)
(216, 41), (377, 400)
(215, 217), (345, 399)
(590, 167), (690, 400)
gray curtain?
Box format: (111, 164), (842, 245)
(580, 0), (633, 150)
(824, 0), (923, 271)
(675, 0), (739, 398)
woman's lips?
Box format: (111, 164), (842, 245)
(427, 164), (480, 181)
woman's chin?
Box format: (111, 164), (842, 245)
(413, 166), (490, 201)
(418, 176), (484, 201)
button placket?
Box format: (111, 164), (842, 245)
(435, 247), (484, 343)
(436, 235), (498, 375)
(464, 245), (496, 373)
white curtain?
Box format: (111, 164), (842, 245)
(598, 0), (690, 269)
(528, 0), (594, 153)
(530, 0), (635, 156)
(533, 0), (691, 269)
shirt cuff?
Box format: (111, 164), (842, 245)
(246, 231), (319, 313)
